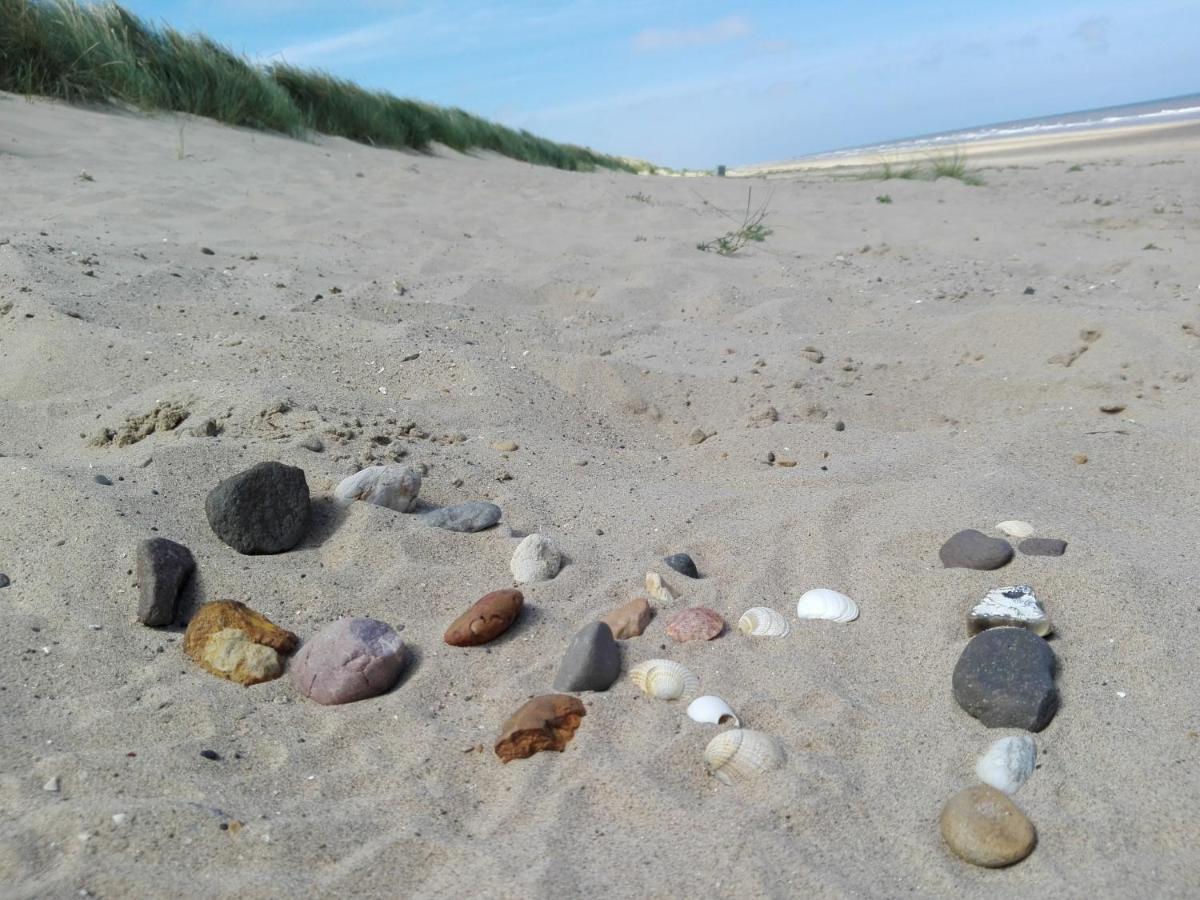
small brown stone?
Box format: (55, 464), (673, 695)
(940, 785), (1036, 868)
(665, 607), (726, 642)
(1073, 452), (1088, 464)
(601, 597), (653, 639)
(183, 601), (298, 686)
(494, 694), (586, 763)
(1099, 403), (1126, 414)
(443, 589), (524, 646)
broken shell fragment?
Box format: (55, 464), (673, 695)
(443, 589), (524, 646)
(687, 695), (740, 727)
(703, 729), (785, 785)
(968, 585), (1051, 637)
(645, 572), (675, 603)
(976, 735), (1037, 795)
(996, 520), (1035, 539)
(334, 465), (421, 512)
(795, 589), (859, 624)
(494, 694), (586, 763)
(183, 600), (299, 686)
(737, 606), (790, 637)
(628, 659), (700, 700)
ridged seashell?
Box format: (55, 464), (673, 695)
(687, 695), (740, 727)
(996, 520), (1035, 539)
(334, 465), (421, 512)
(968, 585), (1051, 637)
(645, 572), (675, 603)
(703, 729), (785, 785)
(737, 606), (790, 637)
(628, 659), (699, 700)
(975, 735), (1036, 794)
(795, 589), (859, 624)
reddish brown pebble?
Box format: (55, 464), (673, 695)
(665, 606), (726, 642)
(444, 589), (523, 646)
(601, 597), (653, 639)
(494, 694), (586, 763)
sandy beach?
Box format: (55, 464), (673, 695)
(1, 92), (1198, 898)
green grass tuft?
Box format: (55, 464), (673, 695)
(696, 188), (773, 256)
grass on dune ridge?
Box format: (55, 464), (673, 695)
(0, 0), (642, 172)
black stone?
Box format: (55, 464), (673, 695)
(1019, 537), (1067, 557)
(552, 622), (621, 692)
(0, 573), (9, 588)
(94, 474), (113, 486)
(1023, 286), (1036, 295)
(663, 553), (700, 579)
(952, 627), (1058, 731)
(939, 530), (1014, 570)
(136, 537), (195, 626)
(199, 749), (220, 760)
(417, 501), (501, 533)
(205, 461), (310, 554)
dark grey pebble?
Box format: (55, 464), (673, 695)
(1023, 286), (1036, 295)
(417, 501), (501, 533)
(952, 627), (1058, 731)
(552, 622), (621, 692)
(94, 474), (113, 486)
(136, 537), (195, 626)
(0, 574), (9, 588)
(939, 529), (1013, 570)
(664, 553), (700, 579)
(205, 461), (310, 554)
(199, 749), (220, 760)
(1019, 537), (1067, 557)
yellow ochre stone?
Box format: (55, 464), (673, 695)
(183, 600), (298, 686)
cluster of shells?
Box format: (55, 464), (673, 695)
(735, 588), (859, 638)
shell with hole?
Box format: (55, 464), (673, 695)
(975, 735), (1036, 794)
(687, 695), (740, 727)
(645, 572), (675, 604)
(703, 729), (785, 785)
(737, 606), (790, 637)
(628, 659), (699, 700)
(796, 588), (859, 624)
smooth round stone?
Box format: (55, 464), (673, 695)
(510, 533), (562, 583)
(291, 618), (406, 705)
(1018, 537), (1067, 557)
(418, 501), (501, 533)
(939, 529), (1014, 570)
(205, 461), (310, 555)
(940, 785), (1036, 867)
(0, 573), (9, 588)
(443, 589), (523, 646)
(135, 537), (195, 626)
(552, 622), (621, 692)
(952, 627), (1058, 731)
(665, 607), (726, 642)
(334, 465), (421, 513)
(663, 553), (700, 579)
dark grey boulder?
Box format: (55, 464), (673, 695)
(952, 627), (1058, 731)
(1019, 537), (1068, 557)
(663, 553), (700, 579)
(940, 529), (1014, 570)
(291, 618), (406, 705)
(552, 622), (621, 692)
(136, 537), (195, 626)
(417, 501), (501, 533)
(205, 461), (310, 554)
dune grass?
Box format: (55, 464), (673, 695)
(0, 0), (638, 172)
(855, 152), (983, 185)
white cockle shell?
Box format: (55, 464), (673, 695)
(975, 735), (1036, 794)
(628, 659), (699, 701)
(996, 520), (1035, 539)
(334, 465), (421, 512)
(795, 589), (858, 624)
(687, 695), (740, 727)
(703, 729), (785, 785)
(737, 606), (790, 637)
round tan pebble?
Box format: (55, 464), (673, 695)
(939, 785), (1036, 868)
(491, 440), (519, 452)
(665, 607), (726, 642)
(1073, 452), (1088, 464)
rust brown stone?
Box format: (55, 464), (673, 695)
(665, 606), (726, 642)
(600, 596), (653, 639)
(183, 600), (299, 686)
(494, 694), (586, 763)
(443, 589), (523, 647)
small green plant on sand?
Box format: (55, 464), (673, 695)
(876, 194), (892, 204)
(627, 190), (652, 203)
(696, 188), (773, 256)
(928, 151), (984, 185)
(1067, 164), (1083, 172)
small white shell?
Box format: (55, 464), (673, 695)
(796, 589), (858, 624)
(703, 729), (785, 785)
(628, 659), (699, 700)
(969, 585), (1051, 637)
(975, 735), (1036, 794)
(645, 572), (675, 603)
(996, 520), (1035, 539)
(686, 695), (740, 727)
(334, 465), (421, 512)
(737, 606), (790, 637)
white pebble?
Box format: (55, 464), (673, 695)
(996, 520), (1035, 539)
(509, 533), (562, 583)
(43, 776), (60, 792)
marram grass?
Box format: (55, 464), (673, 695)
(0, 0), (638, 172)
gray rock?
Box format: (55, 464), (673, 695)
(418, 501), (502, 532)
(663, 552), (700, 579)
(940, 529), (1014, 570)
(0, 573), (9, 588)
(94, 474), (113, 486)
(1018, 538), (1067, 557)
(205, 461), (310, 554)
(299, 434), (325, 452)
(552, 622), (621, 692)
(135, 537), (195, 626)
(952, 627), (1058, 731)
(291, 617), (406, 705)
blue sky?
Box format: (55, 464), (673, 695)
(116, 1), (1198, 168)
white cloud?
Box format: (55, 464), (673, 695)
(631, 15), (752, 53)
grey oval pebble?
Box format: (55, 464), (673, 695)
(418, 501), (502, 533)
(552, 622), (621, 692)
(940, 529), (1014, 570)
(663, 553), (700, 579)
(136, 537), (195, 626)
(0, 573), (9, 588)
(952, 627), (1058, 731)
(291, 617), (406, 705)
(1018, 537), (1067, 557)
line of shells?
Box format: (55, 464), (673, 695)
(629, 659), (699, 701)
(737, 606), (790, 637)
(796, 588), (859, 624)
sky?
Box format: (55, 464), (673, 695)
(113, 1), (1199, 168)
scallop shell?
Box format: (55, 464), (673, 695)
(703, 729), (785, 785)
(645, 572), (675, 603)
(996, 520), (1035, 539)
(975, 735), (1036, 794)
(737, 606), (790, 637)
(687, 695), (740, 727)
(795, 589), (859, 624)
(628, 659), (699, 700)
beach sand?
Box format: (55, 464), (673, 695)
(1, 92), (1198, 898)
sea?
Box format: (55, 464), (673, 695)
(806, 92), (1200, 162)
